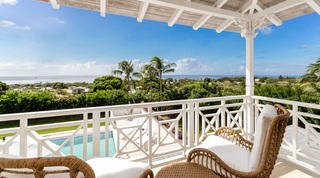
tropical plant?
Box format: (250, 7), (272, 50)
(150, 56), (176, 101)
(140, 64), (159, 101)
(112, 60), (142, 103)
(300, 58), (320, 83)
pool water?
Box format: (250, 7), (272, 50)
(50, 132), (116, 160)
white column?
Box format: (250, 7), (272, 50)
(243, 20), (255, 138)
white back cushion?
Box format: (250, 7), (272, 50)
(248, 105), (277, 171)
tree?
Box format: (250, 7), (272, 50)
(0, 81), (9, 95)
(300, 58), (320, 83)
(91, 75), (122, 92)
(150, 56), (176, 101)
(112, 60), (142, 103)
(141, 64), (159, 101)
(52, 82), (67, 90)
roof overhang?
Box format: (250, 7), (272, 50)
(39, 0), (320, 33)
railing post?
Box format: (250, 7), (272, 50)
(182, 103), (187, 147)
(253, 98), (259, 134)
(105, 110), (110, 157)
(221, 99), (226, 127)
(147, 106), (153, 165)
(20, 118), (28, 157)
(92, 111), (101, 158)
(187, 102), (195, 148)
(194, 102), (199, 145)
(83, 113), (88, 160)
(246, 96), (254, 140)
(292, 104), (298, 159)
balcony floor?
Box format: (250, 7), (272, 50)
(152, 157), (319, 178)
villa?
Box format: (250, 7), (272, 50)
(1, 0), (320, 177)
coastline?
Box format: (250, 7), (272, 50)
(0, 75), (299, 85)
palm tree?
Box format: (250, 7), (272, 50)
(300, 58), (320, 83)
(112, 60), (142, 103)
(141, 64), (159, 101)
(150, 56), (176, 101)
(306, 58), (320, 76)
(299, 58), (320, 94)
(141, 64), (157, 80)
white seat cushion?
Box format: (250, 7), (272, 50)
(187, 135), (250, 172)
(248, 104), (277, 171)
(85, 158), (150, 178)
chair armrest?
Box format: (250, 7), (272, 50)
(187, 148), (240, 177)
(0, 155), (95, 178)
(139, 169), (154, 178)
(215, 127), (253, 151)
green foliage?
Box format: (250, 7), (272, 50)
(91, 75), (122, 92)
(0, 89), (130, 114)
(77, 90), (129, 107)
(0, 81), (9, 95)
(203, 77), (211, 83)
(0, 91), (56, 114)
(52, 82), (68, 89)
(265, 78), (277, 84)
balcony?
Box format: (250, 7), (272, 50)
(0, 95), (319, 177)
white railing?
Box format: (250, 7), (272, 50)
(1, 95), (319, 172)
(0, 95), (249, 168)
(253, 96), (320, 174)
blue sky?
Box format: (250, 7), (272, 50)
(0, 0), (320, 77)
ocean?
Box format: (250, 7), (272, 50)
(0, 75), (296, 85)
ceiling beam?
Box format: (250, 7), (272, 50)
(49, 0), (59, 9)
(168, 9), (183, 27)
(193, 15), (211, 30)
(192, 0), (228, 30)
(100, 0), (106, 17)
(252, 0), (308, 19)
(256, 1), (282, 26)
(214, 0), (229, 8)
(139, 0), (248, 20)
(307, 0), (320, 14)
(249, 0), (258, 14)
(216, 0), (252, 33)
(137, 2), (149, 22)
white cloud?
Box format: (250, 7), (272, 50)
(0, 20), (15, 28)
(0, 20), (30, 30)
(0, 0), (17, 6)
(300, 44), (320, 50)
(48, 17), (66, 24)
(14, 26), (31, 30)
(174, 58), (209, 74)
(257, 26), (273, 35)
(240, 65), (244, 71)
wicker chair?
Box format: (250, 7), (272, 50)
(0, 155), (154, 178)
(186, 104), (290, 178)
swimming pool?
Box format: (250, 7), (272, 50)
(50, 132), (116, 160)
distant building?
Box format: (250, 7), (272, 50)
(67, 86), (88, 94)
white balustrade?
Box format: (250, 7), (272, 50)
(0, 95), (319, 172)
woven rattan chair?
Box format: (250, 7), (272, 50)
(186, 104), (290, 178)
(0, 155), (154, 178)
